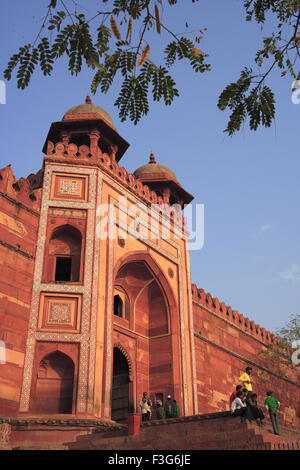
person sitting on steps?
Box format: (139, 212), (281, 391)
(230, 390), (252, 423)
(229, 385), (243, 408)
(248, 393), (265, 426)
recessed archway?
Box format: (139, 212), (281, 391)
(111, 347), (130, 423)
(113, 253), (179, 411)
(33, 351), (74, 414)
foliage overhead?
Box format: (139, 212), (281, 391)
(3, 0), (300, 133)
(258, 314), (300, 383)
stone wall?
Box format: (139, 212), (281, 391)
(192, 285), (300, 429)
(0, 166), (41, 415)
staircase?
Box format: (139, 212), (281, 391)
(4, 412), (300, 450)
(65, 412), (300, 451)
(2, 416), (126, 450)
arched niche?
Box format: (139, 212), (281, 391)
(135, 279), (169, 337)
(115, 260), (170, 336)
(33, 351), (74, 414)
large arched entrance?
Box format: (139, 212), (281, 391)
(111, 348), (130, 423)
(33, 351), (74, 414)
(114, 258), (174, 403)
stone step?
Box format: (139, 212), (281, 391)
(66, 414), (300, 451)
(71, 419), (252, 447)
(67, 426), (258, 450)
(13, 443), (67, 450)
(245, 421), (300, 443)
(7, 412), (300, 450)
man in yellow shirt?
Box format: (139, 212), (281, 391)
(239, 367), (253, 398)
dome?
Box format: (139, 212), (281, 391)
(63, 95), (114, 126)
(134, 153), (177, 181)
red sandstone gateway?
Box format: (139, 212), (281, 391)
(0, 97), (299, 449)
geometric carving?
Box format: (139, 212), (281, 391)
(19, 165), (98, 414)
(49, 208), (87, 219)
(50, 173), (88, 202)
(38, 293), (82, 333)
(48, 303), (71, 323)
(59, 179), (81, 195)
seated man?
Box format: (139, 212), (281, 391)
(229, 385), (243, 408)
(248, 393), (265, 426)
(231, 391), (252, 423)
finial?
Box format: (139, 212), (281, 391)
(149, 152), (156, 164)
(85, 95), (92, 104)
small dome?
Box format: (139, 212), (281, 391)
(134, 153), (177, 181)
(63, 95), (113, 126)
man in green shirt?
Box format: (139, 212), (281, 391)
(264, 390), (280, 435)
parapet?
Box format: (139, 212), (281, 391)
(44, 141), (186, 228)
(0, 165), (42, 212)
(191, 283), (274, 344)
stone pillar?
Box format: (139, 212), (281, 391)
(127, 413), (140, 435)
(60, 131), (70, 148)
(110, 144), (119, 162)
(163, 187), (171, 204)
(89, 130), (101, 157)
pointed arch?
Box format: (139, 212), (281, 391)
(113, 342), (134, 380)
(112, 251), (181, 413)
(113, 251), (178, 335)
(43, 223), (84, 283)
(111, 346), (132, 423)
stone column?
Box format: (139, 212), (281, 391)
(89, 130), (101, 157)
(110, 144), (119, 162)
(163, 187), (171, 204)
(60, 131), (70, 148)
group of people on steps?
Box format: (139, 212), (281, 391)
(230, 366), (280, 435)
(139, 366), (281, 436)
(139, 392), (180, 421)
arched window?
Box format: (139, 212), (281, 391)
(113, 287), (130, 320)
(114, 295), (123, 318)
(48, 225), (82, 282)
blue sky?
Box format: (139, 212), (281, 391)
(1, 1), (300, 333)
